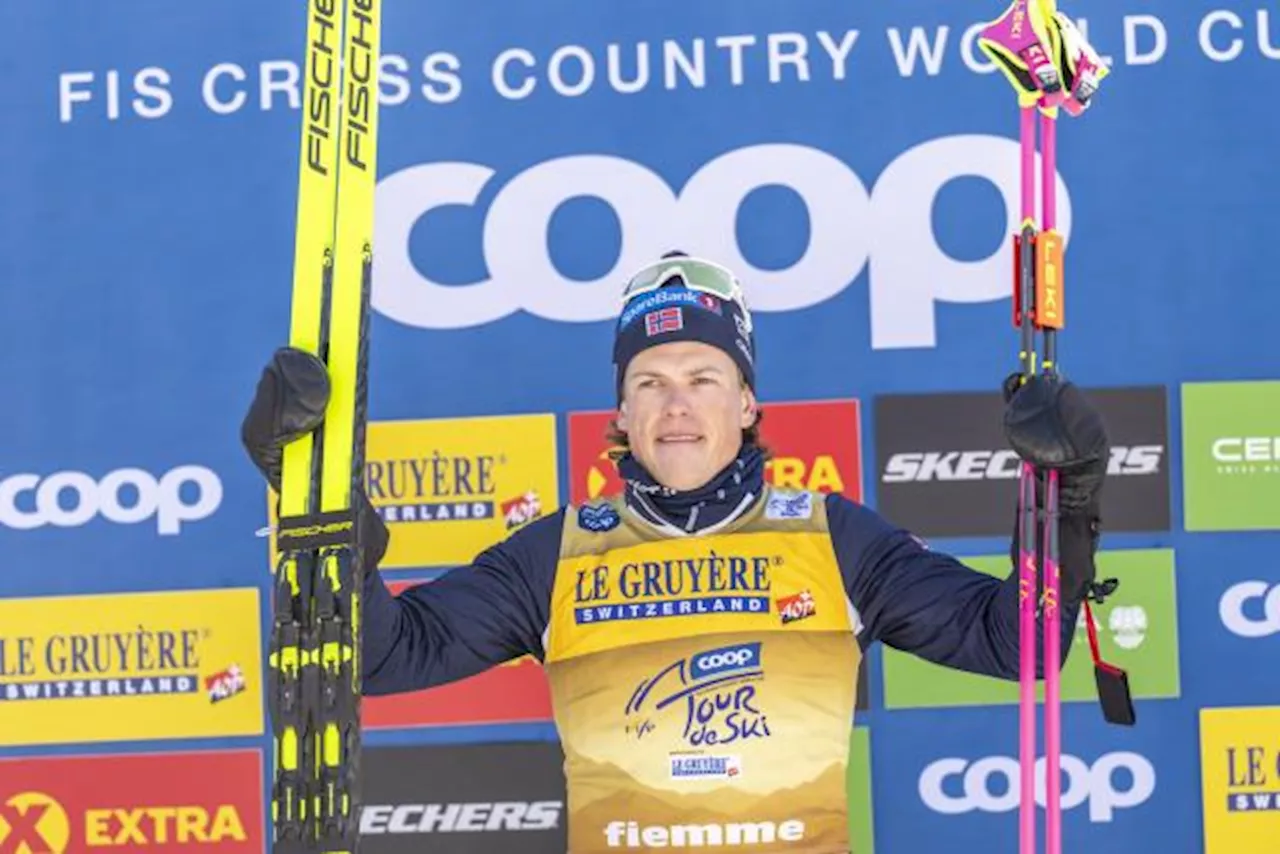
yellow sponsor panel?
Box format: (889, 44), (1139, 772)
(0, 588), (263, 746)
(269, 413), (559, 569)
(1200, 705), (1280, 853)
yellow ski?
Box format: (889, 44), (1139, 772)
(269, 0), (382, 852)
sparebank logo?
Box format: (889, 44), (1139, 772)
(918, 752), (1156, 823)
(1220, 581), (1280, 638)
(0, 465), (222, 535)
(1183, 381), (1280, 531)
(372, 136), (1072, 349)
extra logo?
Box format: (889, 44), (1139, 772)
(0, 751), (263, 852)
(918, 752), (1156, 823)
(625, 643), (770, 749)
(0, 465), (222, 535)
(1220, 581), (1280, 638)
(567, 399), (862, 505)
(875, 387), (1170, 537)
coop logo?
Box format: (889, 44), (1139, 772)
(690, 643), (761, 680)
(358, 801), (563, 834)
(1220, 581), (1280, 638)
(882, 445), (1163, 483)
(918, 752), (1156, 823)
(0, 465), (222, 535)
(372, 135), (1073, 350)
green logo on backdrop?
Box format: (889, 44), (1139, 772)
(882, 548), (1180, 710)
(1182, 380), (1280, 531)
(847, 725), (875, 854)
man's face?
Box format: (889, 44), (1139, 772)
(616, 341), (757, 492)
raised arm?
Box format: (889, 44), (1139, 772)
(357, 504), (561, 695)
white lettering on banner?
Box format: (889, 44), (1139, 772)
(881, 446), (1159, 482)
(0, 466), (222, 535)
(372, 136), (1072, 348)
(603, 818), (805, 847)
(1220, 581), (1280, 638)
(1213, 437), (1280, 463)
(917, 752), (1156, 823)
(360, 801), (562, 833)
(58, 68), (173, 123)
(1125, 14), (1169, 66)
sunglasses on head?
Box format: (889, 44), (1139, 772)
(620, 256), (753, 333)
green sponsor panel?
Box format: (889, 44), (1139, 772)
(882, 549), (1180, 709)
(1182, 380), (1280, 531)
(847, 725), (875, 854)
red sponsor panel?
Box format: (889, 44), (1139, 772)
(567, 399), (863, 504)
(0, 749), (263, 853)
(361, 579), (553, 729)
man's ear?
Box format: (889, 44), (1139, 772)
(740, 387), (758, 429)
(616, 400), (629, 433)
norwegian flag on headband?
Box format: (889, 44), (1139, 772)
(644, 306), (683, 336)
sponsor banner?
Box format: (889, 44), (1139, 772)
(848, 726), (875, 854)
(1182, 380), (1280, 531)
(873, 387), (1170, 537)
(873, 702), (1184, 853)
(360, 742), (566, 853)
(0, 588), (262, 747)
(0, 749), (263, 852)
(363, 579), (553, 729)
(269, 414), (559, 569)
(566, 399), (863, 505)
(882, 548), (1180, 710)
(0, 464), (223, 536)
(1200, 705), (1280, 853)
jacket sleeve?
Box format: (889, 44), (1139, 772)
(828, 493), (1088, 680)
(357, 508), (563, 696)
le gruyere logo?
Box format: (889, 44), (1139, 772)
(0, 589), (262, 747)
(1200, 706), (1280, 854)
(573, 551), (782, 625)
(362, 414), (559, 568)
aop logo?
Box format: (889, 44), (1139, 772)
(0, 791), (71, 854)
(918, 752), (1156, 823)
(0, 465), (222, 535)
(372, 136), (1072, 349)
(1220, 581), (1280, 638)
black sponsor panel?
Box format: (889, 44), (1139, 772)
(857, 658), (870, 711)
(873, 387), (1170, 537)
(361, 741), (566, 854)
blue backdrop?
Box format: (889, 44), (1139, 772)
(3, 1), (1279, 852)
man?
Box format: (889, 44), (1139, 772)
(242, 252), (1110, 853)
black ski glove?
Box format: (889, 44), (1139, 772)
(240, 346), (389, 566)
(1002, 371), (1110, 605)
(1001, 371), (1108, 514)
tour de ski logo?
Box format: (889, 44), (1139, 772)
(624, 642), (771, 757)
